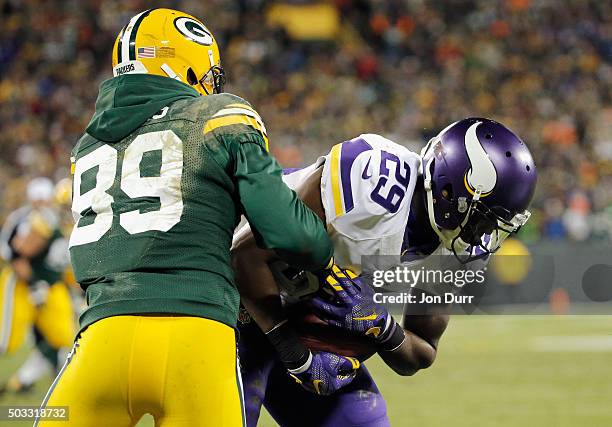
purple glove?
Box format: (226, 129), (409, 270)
(288, 351), (360, 395)
(311, 266), (394, 342)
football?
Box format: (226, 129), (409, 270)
(288, 301), (378, 362)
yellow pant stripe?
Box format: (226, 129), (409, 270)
(0, 269), (16, 353)
(34, 342), (76, 427)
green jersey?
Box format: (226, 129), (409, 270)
(0, 206), (66, 285)
(71, 74), (332, 331)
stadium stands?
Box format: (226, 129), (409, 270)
(0, 0), (610, 241)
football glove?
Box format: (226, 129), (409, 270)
(287, 351), (360, 395)
(310, 267), (405, 351)
(265, 317), (360, 395)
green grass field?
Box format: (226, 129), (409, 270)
(1, 316), (611, 426)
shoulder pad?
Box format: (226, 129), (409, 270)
(201, 94), (269, 150)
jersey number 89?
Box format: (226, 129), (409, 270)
(69, 130), (184, 248)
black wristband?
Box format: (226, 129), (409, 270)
(265, 320), (311, 371)
(378, 321), (406, 352)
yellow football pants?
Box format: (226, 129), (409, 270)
(37, 315), (245, 427)
(0, 266), (75, 354)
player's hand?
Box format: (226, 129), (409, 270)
(310, 266), (394, 343)
(288, 351), (360, 395)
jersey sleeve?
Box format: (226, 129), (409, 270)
(203, 98), (270, 152)
(207, 97), (332, 272)
(0, 208), (26, 261)
(320, 134), (421, 262)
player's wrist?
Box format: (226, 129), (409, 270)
(315, 256), (335, 277)
(265, 319), (312, 371)
(377, 319), (406, 352)
(286, 351), (313, 375)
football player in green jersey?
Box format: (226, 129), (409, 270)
(0, 177), (76, 395)
(37, 8), (358, 427)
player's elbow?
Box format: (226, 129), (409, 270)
(389, 363), (418, 377)
(391, 339), (438, 377)
(231, 241), (269, 286)
(416, 344), (437, 370)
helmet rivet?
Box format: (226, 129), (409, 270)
(444, 213), (450, 218)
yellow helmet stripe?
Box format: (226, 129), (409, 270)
(204, 115), (269, 151)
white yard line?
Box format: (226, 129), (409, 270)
(531, 335), (612, 352)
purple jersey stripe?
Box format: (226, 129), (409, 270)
(282, 167), (304, 175)
(339, 137), (373, 213)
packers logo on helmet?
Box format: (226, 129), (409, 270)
(112, 8), (225, 96)
(174, 17), (214, 46)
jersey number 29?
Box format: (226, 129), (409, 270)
(69, 130), (184, 247)
(370, 151), (410, 213)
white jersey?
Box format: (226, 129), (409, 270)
(282, 134), (421, 273)
(233, 133), (489, 301)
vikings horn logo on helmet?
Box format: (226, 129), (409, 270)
(463, 121), (497, 197)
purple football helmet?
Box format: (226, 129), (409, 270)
(421, 117), (537, 262)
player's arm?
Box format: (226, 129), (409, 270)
(10, 213), (53, 282)
(10, 257), (33, 282)
(210, 102), (331, 272)
(378, 291), (450, 376)
(233, 168), (360, 395)
(11, 217), (51, 258)
(232, 140), (331, 271)
(233, 167), (325, 331)
(310, 274), (450, 376)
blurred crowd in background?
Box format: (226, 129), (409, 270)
(0, 0), (610, 243)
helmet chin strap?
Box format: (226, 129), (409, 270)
(423, 156), (455, 250)
(422, 156), (479, 253)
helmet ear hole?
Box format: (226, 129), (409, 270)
(441, 184), (453, 201)
(186, 68), (198, 86)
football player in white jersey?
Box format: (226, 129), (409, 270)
(233, 118), (537, 426)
